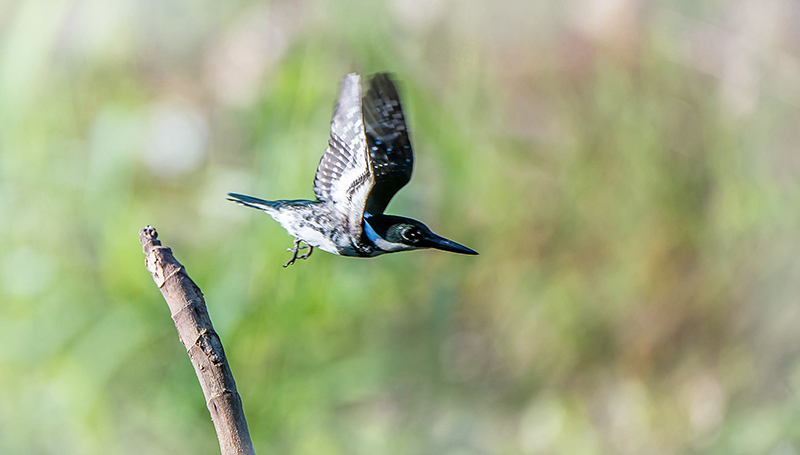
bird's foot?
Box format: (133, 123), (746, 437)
(283, 240), (312, 267)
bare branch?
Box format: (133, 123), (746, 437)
(139, 225), (255, 455)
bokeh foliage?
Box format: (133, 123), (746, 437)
(2, 0), (800, 453)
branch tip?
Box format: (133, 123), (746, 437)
(139, 225), (162, 253)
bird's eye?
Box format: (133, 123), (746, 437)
(402, 228), (422, 242)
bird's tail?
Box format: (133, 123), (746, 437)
(227, 193), (282, 212)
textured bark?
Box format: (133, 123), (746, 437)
(139, 226), (255, 455)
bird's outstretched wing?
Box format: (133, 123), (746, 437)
(313, 73), (374, 234)
(362, 73), (414, 216)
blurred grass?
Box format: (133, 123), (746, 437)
(2, 0), (800, 454)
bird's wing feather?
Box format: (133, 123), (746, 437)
(362, 73), (414, 216)
(313, 73), (374, 235)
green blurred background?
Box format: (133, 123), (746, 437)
(2, 0), (800, 453)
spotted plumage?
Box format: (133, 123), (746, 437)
(228, 72), (477, 267)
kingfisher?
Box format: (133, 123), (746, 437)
(228, 72), (478, 267)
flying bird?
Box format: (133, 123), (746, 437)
(228, 73), (478, 267)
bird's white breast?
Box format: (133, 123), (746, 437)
(267, 207), (342, 255)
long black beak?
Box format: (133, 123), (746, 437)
(424, 232), (479, 255)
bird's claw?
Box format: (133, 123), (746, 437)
(283, 240), (313, 267)
(298, 246), (313, 260)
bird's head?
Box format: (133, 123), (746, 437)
(364, 215), (478, 255)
